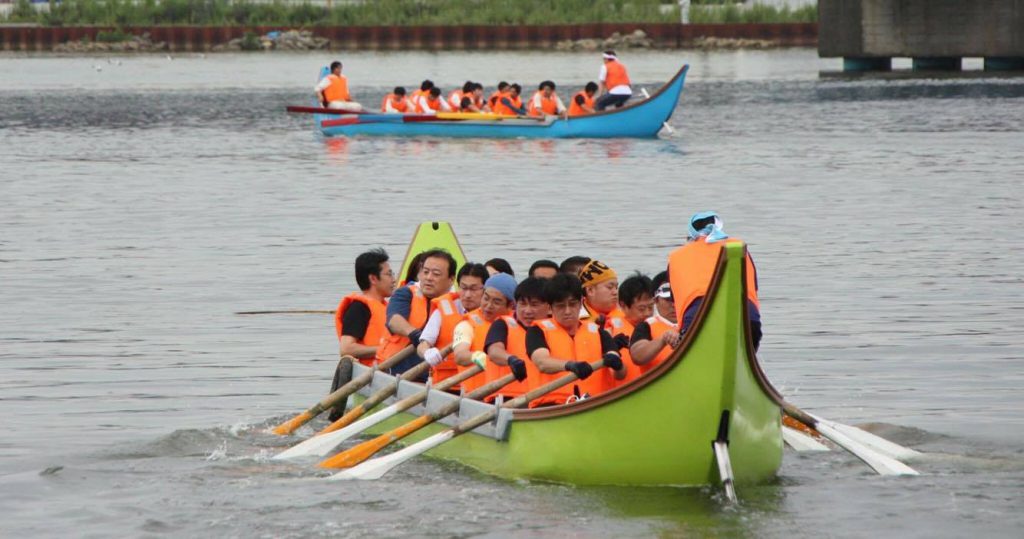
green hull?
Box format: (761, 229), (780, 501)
(353, 243), (782, 486)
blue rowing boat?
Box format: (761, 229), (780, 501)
(314, 64), (689, 139)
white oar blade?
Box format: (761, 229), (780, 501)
(814, 421), (919, 476)
(329, 430), (455, 481)
(273, 403), (401, 460)
(823, 417), (923, 461)
(782, 425), (830, 452)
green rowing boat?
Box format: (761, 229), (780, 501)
(344, 241), (782, 486)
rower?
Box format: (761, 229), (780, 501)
(526, 273), (625, 407)
(493, 84), (526, 116)
(378, 248), (457, 376)
(381, 86), (413, 113)
(328, 248), (396, 420)
(483, 276), (550, 400)
(528, 259), (559, 279)
(568, 82), (599, 117)
(485, 258), (514, 277)
(415, 87), (452, 114)
(448, 81), (474, 111)
(316, 61), (364, 112)
(606, 272), (653, 382)
(629, 271), (680, 374)
(527, 80), (567, 119)
(417, 262), (489, 388)
(668, 211), (762, 350)
(488, 81), (509, 111)
(470, 83), (487, 111)
(451, 273), (518, 397)
(411, 79), (434, 103)
(577, 258), (625, 324)
(559, 255), (590, 276)
(596, 50), (632, 111)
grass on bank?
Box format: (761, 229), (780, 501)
(3, 0), (816, 27)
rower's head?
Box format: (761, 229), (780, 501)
(460, 96), (473, 111)
(497, 81), (509, 92)
(428, 87), (442, 99)
(403, 252), (425, 286)
(603, 50), (617, 63)
(473, 83), (485, 98)
(544, 273), (583, 330)
(420, 79), (434, 92)
(539, 80), (556, 97)
(651, 270), (676, 323)
(514, 277), (549, 327)
(355, 248), (395, 298)
(417, 249), (456, 299)
(462, 81), (475, 94)
(485, 258), (514, 277)
(456, 262), (489, 312)
(480, 273), (515, 321)
(393, 86), (406, 97)
(585, 82), (598, 96)
(687, 211), (729, 244)
(618, 272), (653, 325)
(559, 256), (590, 276)
(578, 259), (619, 314)
(528, 259), (559, 280)
(510, 84), (522, 97)
(330, 61), (342, 74)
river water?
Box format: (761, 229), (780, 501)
(1, 49), (1022, 537)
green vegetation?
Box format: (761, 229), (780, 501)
(1, 0), (816, 26)
(95, 28), (133, 41)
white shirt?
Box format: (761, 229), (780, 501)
(529, 92), (566, 115)
(599, 65), (632, 95)
(416, 94), (451, 113)
(384, 97), (412, 113)
(420, 298), (465, 347)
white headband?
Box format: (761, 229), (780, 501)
(603, 53), (617, 60)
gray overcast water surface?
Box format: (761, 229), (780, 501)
(1, 50), (1023, 537)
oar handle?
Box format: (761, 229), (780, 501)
(781, 402), (818, 430)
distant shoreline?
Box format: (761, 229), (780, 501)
(0, 23), (817, 53)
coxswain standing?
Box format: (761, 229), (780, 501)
(595, 50), (632, 111)
(315, 61), (364, 112)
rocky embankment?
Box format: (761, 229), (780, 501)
(53, 33), (167, 53)
(212, 30), (328, 52)
(555, 29), (655, 51)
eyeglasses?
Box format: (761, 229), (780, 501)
(460, 284), (484, 292)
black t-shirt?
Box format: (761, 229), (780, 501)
(340, 300), (371, 341)
(525, 325), (616, 358)
(574, 94), (586, 106)
(484, 319), (510, 353)
(630, 321), (652, 345)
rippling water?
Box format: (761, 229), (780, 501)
(2, 50), (1023, 537)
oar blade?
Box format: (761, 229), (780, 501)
(782, 425), (830, 452)
(318, 415), (433, 469)
(329, 431), (454, 481)
(273, 403), (401, 460)
(814, 421), (919, 476)
(271, 411), (314, 436)
(825, 418), (922, 461)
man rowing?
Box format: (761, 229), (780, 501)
(568, 82), (599, 117)
(484, 277), (550, 401)
(596, 50), (632, 111)
(577, 258), (625, 324)
(528, 259), (559, 279)
(381, 86), (413, 113)
(416, 262), (489, 389)
(315, 61), (364, 112)
(527, 80), (567, 119)
(488, 81), (509, 111)
(415, 87), (452, 113)
(377, 248), (457, 377)
(492, 83), (526, 116)
(526, 273), (625, 407)
(668, 211), (762, 350)
(451, 273), (520, 398)
(629, 271), (680, 374)
(559, 256), (590, 276)
(607, 272), (653, 383)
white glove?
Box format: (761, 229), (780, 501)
(470, 351), (487, 369)
(424, 347), (444, 367)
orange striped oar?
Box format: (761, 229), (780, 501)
(317, 345), (454, 435)
(270, 345), (414, 435)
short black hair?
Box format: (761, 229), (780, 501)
(485, 258), (515, 277)
(420, 79), (434, 91)
(393, 86), (406, 96)
(618, 272), (652, 307)
(559, 256), (590, 275)
(462, 81), (474, 93)
(651, 270), (669, 295)
(330, 61), (342, 71)
(457, 262), (489, 285)
(420, 248), (457, 278)
(539, 80), (555, 91)
(460, 96), (473, 109)
(429, 87), (441, 98)
(543, 273), (583, 304)
(511, 83), (522, 94)
(355, 248), (389, 290)
(585, 81), (598, 93)
(497, 81), (509, 90)
(528, 259), (559, 277)
(404, 252), (426, 283)
(515, 276), (547, 302)
(473, 82), (484, 91)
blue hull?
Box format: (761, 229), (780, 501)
(316, 64), (688, 139)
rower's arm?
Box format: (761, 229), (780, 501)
(599, 329), (627, 380)
(386, 287), (418, 338)
(484, 320), (511, 366)
(451, 321), (476, 366)
(339, 335), (377, 360)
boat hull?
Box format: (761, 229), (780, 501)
(344, 243), (781, 486)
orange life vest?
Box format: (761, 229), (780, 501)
(447, 90), (464, 109)
(416, 95), (443, 114)
(527, 91), (559, 117)
(636, 315), (677, 374)
(604, 60), (631, 90)
(667, 238), (759, 330)
(489, 90), (507, 112)
(529, 319), (603, 408)
(568, 90), (595, 117)
(581, 301), (624, 324)
(376, 284), (429, 361)
(380, 94), (410, 113)
(484, 315), (537, 400)
(431, 293), (464, 387)
(322, 74), (350, 102)
(606, 314), (638, 385)
(456, 310), (492, 395)
(334, 293), (388, 366)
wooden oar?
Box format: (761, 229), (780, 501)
(270, 345), (414, 435)
(782, 425), (830, 452)
(328, 358), (607, 481)
(318, 365), (528, 469)
(235, 310), (334, 315)
(641, 88), (675, 135)
(287, 105), (373, 115)
(317, 345), (454, 435)
(781, 403), (920, 475)
(273, 362), (484, 460)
